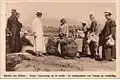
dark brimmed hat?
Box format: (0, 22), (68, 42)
(89, 13), (94, 17)
(36, 12), (42, 16)
(82, 21), (87, 26)
(11, 9), (16, 12)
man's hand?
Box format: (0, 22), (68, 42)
(31, 32), (37, 38)
(30, 32), (36, 36)
(6, 28), (12, 36)
(106, 34), (112, 39)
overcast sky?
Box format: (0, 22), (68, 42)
(6, 2), (116, 27)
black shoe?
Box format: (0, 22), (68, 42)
(90, 56), (94, 59)
(76, 56), (80, 58)
(95, 56), (102, 61)
(109, 59), (113, 61)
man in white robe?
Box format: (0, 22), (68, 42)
(32, 12), (45, 53)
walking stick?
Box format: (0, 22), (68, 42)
(33, 34), (36, 52)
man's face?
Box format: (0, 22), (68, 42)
(105, 14), (111, 20)
(11, 10), (16, 16)
(89, 15), (94, 21)
(61, 20), (65, 24)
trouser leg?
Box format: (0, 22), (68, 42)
(89, 41), (96, 58)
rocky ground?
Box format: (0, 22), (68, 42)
(6, 37), (116, 71)
(6, 52), (116, 71)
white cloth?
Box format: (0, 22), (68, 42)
(106, 35), (114, 46)
(77, 30), (85, 38)
(87, 32), (99, 43)
(32, 17), (46, 53)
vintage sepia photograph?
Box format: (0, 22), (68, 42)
(5, 1), (116, 72)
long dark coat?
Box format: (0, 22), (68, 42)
(89, 20), (98, 58)
(7, 16), (22, 53)
(99, 19), (116, 60)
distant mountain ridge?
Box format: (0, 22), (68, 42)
(41, 18), (81, 27)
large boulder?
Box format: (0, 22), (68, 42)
(46, 36), (60, 55)
(60, 38), (78, 58)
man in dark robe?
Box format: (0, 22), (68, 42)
(7, 9), (22, 53)
(16, 12), (22, 52)
(89, 14), (98, 59)
(100, 11), (116, 61)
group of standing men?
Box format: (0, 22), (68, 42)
(89, 11), (116, 61)
(6, 9), (116, 61)
(6, 9), (45, 54)
(59, 11), (116, 61)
